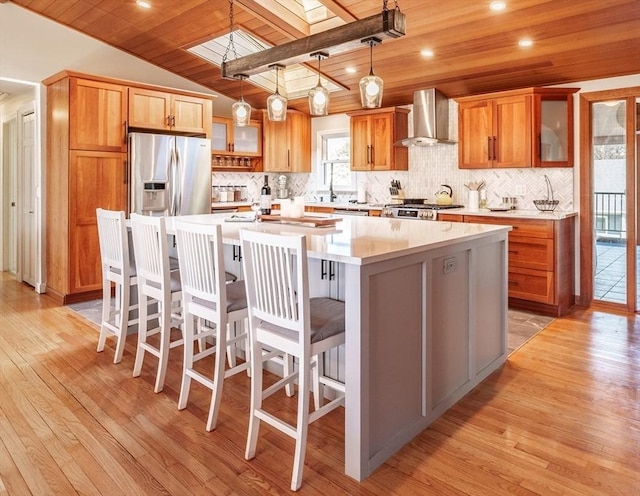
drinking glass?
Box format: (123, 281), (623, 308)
(250, 200), (261, 221)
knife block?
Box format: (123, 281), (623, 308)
(389, 189), (405, 204)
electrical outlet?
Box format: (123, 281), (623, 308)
(516, 185), (526, 196)
(443, 257), (456, 274)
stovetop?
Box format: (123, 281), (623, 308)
(385, 201), (464, 210)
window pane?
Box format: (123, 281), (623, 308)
(325, 162), (351, 186)
(326, 136), (350, 160)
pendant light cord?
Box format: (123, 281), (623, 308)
(368, 41), (375, 76)
(222, 0), (237, 64)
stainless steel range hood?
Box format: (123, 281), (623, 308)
(400, 89), (456, 146)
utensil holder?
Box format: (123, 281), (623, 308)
(468, 190), (479, 211)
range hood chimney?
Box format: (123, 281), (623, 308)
(400, 89), (456, 146)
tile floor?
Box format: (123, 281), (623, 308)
(595, 241), (639, 304)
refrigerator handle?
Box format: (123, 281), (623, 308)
(169, 146), (177, 216)
(174, 145), (183, 215)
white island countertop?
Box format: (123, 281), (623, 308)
(175, 213), (511, 265)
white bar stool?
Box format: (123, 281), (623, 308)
(174, 220), (250, 431)
(240, 229), (346, 491)
(96, 208), (138, 364)
(129, 213), (183, 393)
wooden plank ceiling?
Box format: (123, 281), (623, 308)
(9, 0), (640, 115)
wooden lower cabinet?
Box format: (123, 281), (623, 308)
(459, 215), (575, 316)
(438, 213), (464, 222)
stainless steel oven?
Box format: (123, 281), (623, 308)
(381, 199), (464, 220)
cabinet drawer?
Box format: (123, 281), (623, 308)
(509, 237), (554, 270)
(438, 213), (464, 222)
(508, 266), (554, 303)
(464, 215), (554, 238)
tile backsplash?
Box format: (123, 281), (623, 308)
(212, 100), (574, 211)
(212, 163), (573, 212)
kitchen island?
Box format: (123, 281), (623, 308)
(174, 213), (511, 481)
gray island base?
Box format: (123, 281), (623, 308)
(171, 214), (511, 482)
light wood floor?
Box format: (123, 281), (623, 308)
(1, 272), (638, 495)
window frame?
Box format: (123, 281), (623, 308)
(316, 130), (354, 192)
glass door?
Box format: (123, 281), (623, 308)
(584, 92), (638, 311)
(592, 101), (627, 304)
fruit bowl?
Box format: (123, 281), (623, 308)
(533, 199), (559, 212)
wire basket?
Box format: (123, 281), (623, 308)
(533, 199), (559, 212)
(533, 175), (559, 212)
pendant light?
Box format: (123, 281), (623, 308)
(231, 75), (252, 126)
(266, 64), (287, 121)
(222, 0), (252, 126)
(308, 52), (329, 116)
(359, 37), (384, 108)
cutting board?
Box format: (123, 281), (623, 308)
(258, 214), (341, 227)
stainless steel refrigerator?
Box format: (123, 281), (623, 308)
(129, 132), (211, 217)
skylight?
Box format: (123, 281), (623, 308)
(188, 29), (343, 100)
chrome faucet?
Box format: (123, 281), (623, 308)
(329, 162), (337, 202)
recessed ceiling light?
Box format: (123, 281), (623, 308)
(490, 1), (506, 11)
(518, 38), (534, 48)
(420, 49), (434, 57)
(136, 0), (151, 9)
(345, 67), (357, 74)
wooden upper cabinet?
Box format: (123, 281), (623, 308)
(533, 90), (576, 167)
(457, 94), (531, 168)
(128, 87), (212, 135)
(456, 87), (578, 169)
(262, 110), (311, 172)
(212, 117), (262, 157)
(348, 107), (409, 171)
(69, 78), (127, 152)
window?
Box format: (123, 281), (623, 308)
(317, 131), (354, 191)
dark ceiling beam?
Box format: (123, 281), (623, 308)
(222, 8), (405, 78)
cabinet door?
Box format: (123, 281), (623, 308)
(233, 121), (262, 156)
(69, 150), (127, 294)
(287, 112), (310, 172)
(350, 115), (371, 170)
(69, 78), (127, 152)
(493, 94), (532, 168)
(534, 94), (573, 167)
(171, 94), (211, 134)
(458, 100), (493, 169)
(263, 118), (289, 171)
(370, 113), (393, 170)
(212, 118), (231, 153)
(128, 88), (171, 130)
